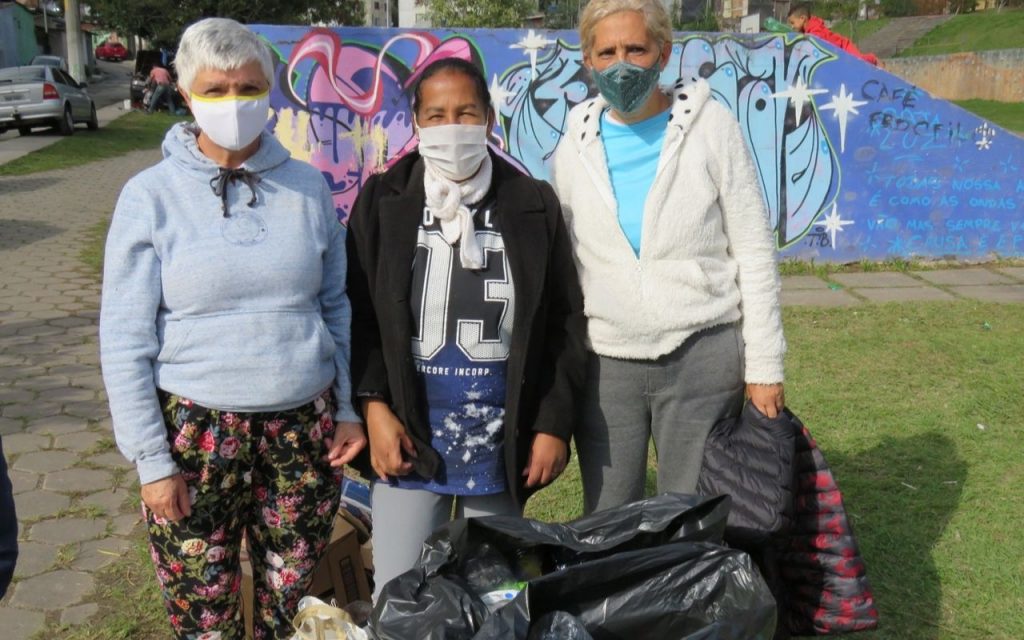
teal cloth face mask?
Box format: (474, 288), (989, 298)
(592, 60), (661, 114)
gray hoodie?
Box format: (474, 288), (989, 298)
(100, 122), (358, 484)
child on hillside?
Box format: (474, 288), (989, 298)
(788, 4), (881, 66)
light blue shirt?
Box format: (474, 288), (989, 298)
(600, 108), (670, 255)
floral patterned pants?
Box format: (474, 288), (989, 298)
(146, 390), (340, 640)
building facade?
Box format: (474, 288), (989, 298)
(398, 0), (431, 28)
(0, 2), (38, 68)
(364, 0), (392, 26)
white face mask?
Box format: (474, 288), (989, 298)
(189, 92), (270, 151)
(416, 122), (489, 182)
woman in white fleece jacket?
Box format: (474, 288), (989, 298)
(551, 0), (786, 514)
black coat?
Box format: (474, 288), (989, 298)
(346, 151), (586, 506)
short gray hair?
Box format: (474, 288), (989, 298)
(579, 0), (673, 57)
(174, 17), (274, 94)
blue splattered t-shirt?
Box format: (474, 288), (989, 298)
(394, 194), (513, 495)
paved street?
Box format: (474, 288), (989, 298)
(0, 111), (1022, 638)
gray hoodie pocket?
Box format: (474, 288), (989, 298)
(157, 320), (194, 364)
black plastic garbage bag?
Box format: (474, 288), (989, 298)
(527, 612), (593, 640)
(473, 610), (592, 640)
(371, 494), (776, 640)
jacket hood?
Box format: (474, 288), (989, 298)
(161, 121), (292, 178)
(564, 77), (712, 153)
(803, 16), (827, 33)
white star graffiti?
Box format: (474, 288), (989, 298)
(821, 203), (854, 251)
(771, 76), (827, 128)
(975, 123), (996, 151)
(510, 29), (555, 79)
(489, 74), (512, 112)
(819, 83), (868, 154)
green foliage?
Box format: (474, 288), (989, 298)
(544, 0), (586, 30)
(818, 0), (862, 21)
(880, 0), (917, 17)
(428, 0), (536, 28)
(948, 0), (976, 14)
(88, 0), (365, 48)
(672, 2), (719, 32)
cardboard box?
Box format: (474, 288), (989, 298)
(306, 514), (372, 606)
(240, 514), (372, 636)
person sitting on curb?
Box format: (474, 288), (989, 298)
(788, 4), (881, 66)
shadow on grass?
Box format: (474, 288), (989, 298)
(826, 432), (966, 639)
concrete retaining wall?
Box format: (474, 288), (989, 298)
(883, 49), (1024, 102)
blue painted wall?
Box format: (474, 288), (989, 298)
(252, 26), (1024, 261)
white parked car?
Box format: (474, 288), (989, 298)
(29, 55), (69, 72)
(0, 65), (98, 136)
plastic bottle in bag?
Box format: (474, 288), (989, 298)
(461, 542), (525, 611)
(513, 547), (545, 581)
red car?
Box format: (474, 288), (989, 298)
(95, 41), (128, 61)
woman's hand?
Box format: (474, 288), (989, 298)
(362, 399), (417, 480)
(522, 432), (568, 488)
(141, 474), (191, 522)
(325, 421), (368, 468)
(746, 383), (785, 418)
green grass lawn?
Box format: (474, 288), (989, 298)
(898, 8), (1024, 57)
(828, 17), (891, 45)
(954, 99), (1024, 134)
(0, 111), (186, 177)
(47, 300), (1024, 639)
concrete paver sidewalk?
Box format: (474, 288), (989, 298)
(0, 137), (1022, 637)
(0, 148), (161, 638)
(783, 266), (1024, 306)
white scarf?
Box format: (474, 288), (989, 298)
(422, 154), (493, 270)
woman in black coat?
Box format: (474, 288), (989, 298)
(346, 57), (586, 600)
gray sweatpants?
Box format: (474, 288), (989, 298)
(575, 322), (745, 515)
(370, 483), (520, 602)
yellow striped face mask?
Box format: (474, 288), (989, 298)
(189, 92), (270, 151)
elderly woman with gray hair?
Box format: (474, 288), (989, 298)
(99, 17), (366, 639)
(551, 0), (786, 515)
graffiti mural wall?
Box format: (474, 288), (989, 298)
(252, 25), (1024, 261)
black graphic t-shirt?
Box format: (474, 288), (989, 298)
(395, 195), (514, 495)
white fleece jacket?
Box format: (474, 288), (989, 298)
(551, 78), (785, 383)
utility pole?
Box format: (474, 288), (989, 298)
(64, 0), (85, 82)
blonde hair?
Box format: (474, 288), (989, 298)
(579, 0), (673, 56)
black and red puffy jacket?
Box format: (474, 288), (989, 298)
(700, 405), (878, 636)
